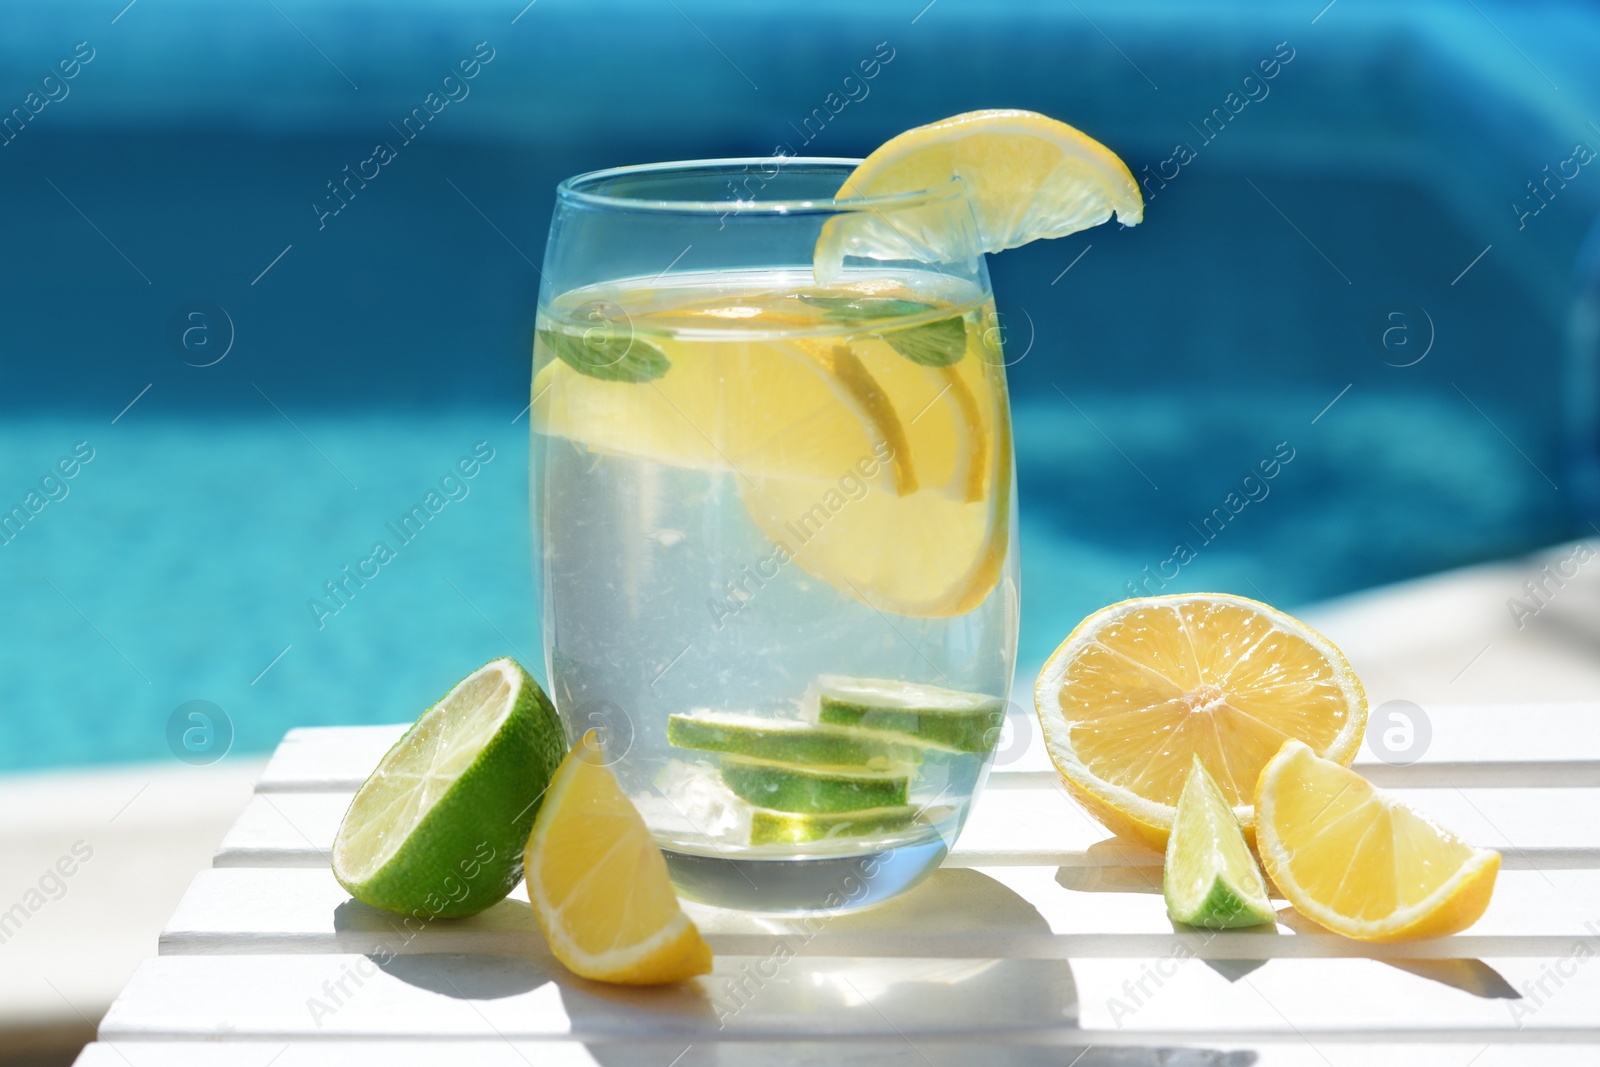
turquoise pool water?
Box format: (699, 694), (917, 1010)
(0, 379), (1564, 772)
(1, 0), (1595, 771)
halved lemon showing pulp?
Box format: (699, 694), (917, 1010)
(1034, 593), (1368, 851)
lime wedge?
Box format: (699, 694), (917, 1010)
(332, 658), (566, 919)
(1163, 755), (1276, 929)
(667, 711), (928, 769)
(749, 804), (921, 846)
(719, 756), (912, 814)
(817, 677), (1005, 754)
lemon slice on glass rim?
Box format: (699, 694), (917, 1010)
(749, 108), (1142, 617)
(815, 108), (1143, 276)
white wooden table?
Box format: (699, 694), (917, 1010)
(76, 705), (1600, 1065)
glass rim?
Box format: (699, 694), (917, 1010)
(555, 157), (967, 215)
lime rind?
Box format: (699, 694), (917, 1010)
(1177, 878), (1274, 931)
(1164, 755), (1276, 930)
(748, 804), (922, 846)
(332, 658), (565, 919)
(816, 676), (1005, 754)
(666, 711), (928, 769)
(719, 755), (913, 815)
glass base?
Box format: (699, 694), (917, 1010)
(662, 836), (950, 915)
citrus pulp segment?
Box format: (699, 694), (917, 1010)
(532, 324), (913, 491)
(719, 756), (914, 815)
(1034, 593), (1367, 851)
(1255, 740), (1500, 942)
(814, 108), (1143, 277)
(737, 322), (1012, 618)
(666, 710), (928, 769)
(524, 731), (713, 984)
(1163, 755), (1276, 929)
(332, 658), (565, 919)
(816, 676), (1006, 754)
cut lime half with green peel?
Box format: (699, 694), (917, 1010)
(750, 803), (922, 846)
(816, 676), (1005, 754)
(332, 657), (566, 920)
(720, 756), (913, 814)
(1163, 755), (1277, 930)
(667, 711), (930, 769)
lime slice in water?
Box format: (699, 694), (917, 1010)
(667, 711), (928, 769)
(719, 756), (913, 814)
(332, 657), (566, 919)
(817, 677), (1005, 754)
(1163, 755), (1277, 929)
(749, 803), (922, 846)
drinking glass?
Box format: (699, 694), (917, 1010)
(530, 157), (1019, 913)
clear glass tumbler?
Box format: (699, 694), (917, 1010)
(530, 158), (1019, 913)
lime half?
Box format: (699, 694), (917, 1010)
(667, 711), (928, 769)
(1163, 755), (1276, 929)
(719, 756), (912, 814)
(332, 657), (566, 919)
(817, 676), (1005, 754)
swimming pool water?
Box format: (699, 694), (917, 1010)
(2, 1), (1594, 771)
(0, 375), (1566, 772)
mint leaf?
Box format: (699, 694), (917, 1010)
(800, 295), (937, 324)
(883, 316), (969, 368)
(539, 328), (669, 383)
(801, 295), (969, 367)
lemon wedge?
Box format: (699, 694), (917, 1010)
(1256, 740), (1500, 942)
(816, 108), (1142, 274)
(523, 731), (712, 985)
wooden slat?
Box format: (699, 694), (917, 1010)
(92, 713), (1600, 1062)
(161, 865), (1600, 961)
(96, 952), (1600, 1041)
(71, 1039), (1600, 1066)
(100, 953), (1079, 1040)
(213, 783), (1600, 870)
(254, 705), (1600, 795)
(1347, 703), (1600, 786)
(215, 791), (341, 868)
(256, 726), (405, 793)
